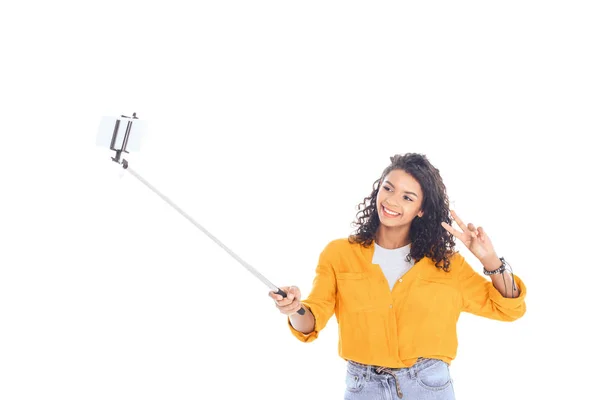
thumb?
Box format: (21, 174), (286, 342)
(289, 285), (300, 299)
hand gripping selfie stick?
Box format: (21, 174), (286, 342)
(96, 113), (304, 315)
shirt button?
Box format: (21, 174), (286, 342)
(398, 278), (403, 282)
(389, 304), (393, 308)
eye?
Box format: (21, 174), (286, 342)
(383, 186), (392, 192)
(404, 195), (413, 202)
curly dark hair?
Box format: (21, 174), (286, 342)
(348, 153), (456, 272)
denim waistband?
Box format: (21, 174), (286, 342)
(347, 357), (447, 381)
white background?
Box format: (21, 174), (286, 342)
(1, 1), (598, 399)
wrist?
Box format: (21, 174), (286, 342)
(483, 256), (510, 276)
(481, 254), (502, 271)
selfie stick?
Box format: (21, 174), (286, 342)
(96, 113), (304, 315)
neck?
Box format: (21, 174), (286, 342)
(375, 225), (411, 249)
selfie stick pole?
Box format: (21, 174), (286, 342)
(103, 113), (304, 315)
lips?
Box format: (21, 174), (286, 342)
(381, 205), (401, 218)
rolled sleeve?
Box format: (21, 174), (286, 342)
(486, 273), (527, 320)
(287, 246), (337, 342)
(458, 254), (527, 321)
(288, 304), (319, 342)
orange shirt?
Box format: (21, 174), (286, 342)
(288, 238), (527, 368)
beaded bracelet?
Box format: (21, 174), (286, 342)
(483, 257), (507, 276)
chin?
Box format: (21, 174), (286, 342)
(379, 217), (400, 227)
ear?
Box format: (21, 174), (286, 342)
(418, 210), (424, 218)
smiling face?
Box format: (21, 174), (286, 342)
(376, 169), (424, 228)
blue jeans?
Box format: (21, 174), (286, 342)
(344, 358), (455, 400)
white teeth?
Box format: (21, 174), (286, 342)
(383, 206), (399, 215)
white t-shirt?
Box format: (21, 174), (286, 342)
(372, 242), (415, 290)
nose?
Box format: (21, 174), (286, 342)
(385, 193), (403, 208)
(385, 198), (401, 207)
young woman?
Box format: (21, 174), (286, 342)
(269, 153), (526, 400)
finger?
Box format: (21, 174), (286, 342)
(289, 286), (301, 298)
(280, 286), (295, 301)
(477, 226), (486, 242)
(277, 287), (296, 305)
(268, 291), (284, 301)
(277, 299), (298, 311)
(283, 296), (296, 305)
(275, 293), (295, 306)
(278, 300), (300, 314)
(278, 286), (291, 296)
(450, 210), (469, 233)
(441, 221), (463, 238)
(286, 290), (295, 302)
(467, 223), (480, 239)
(272, 286), (293, 300)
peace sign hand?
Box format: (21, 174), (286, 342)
(441, 210), (498, 262)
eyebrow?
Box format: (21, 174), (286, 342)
(384, 181), (419, 198)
